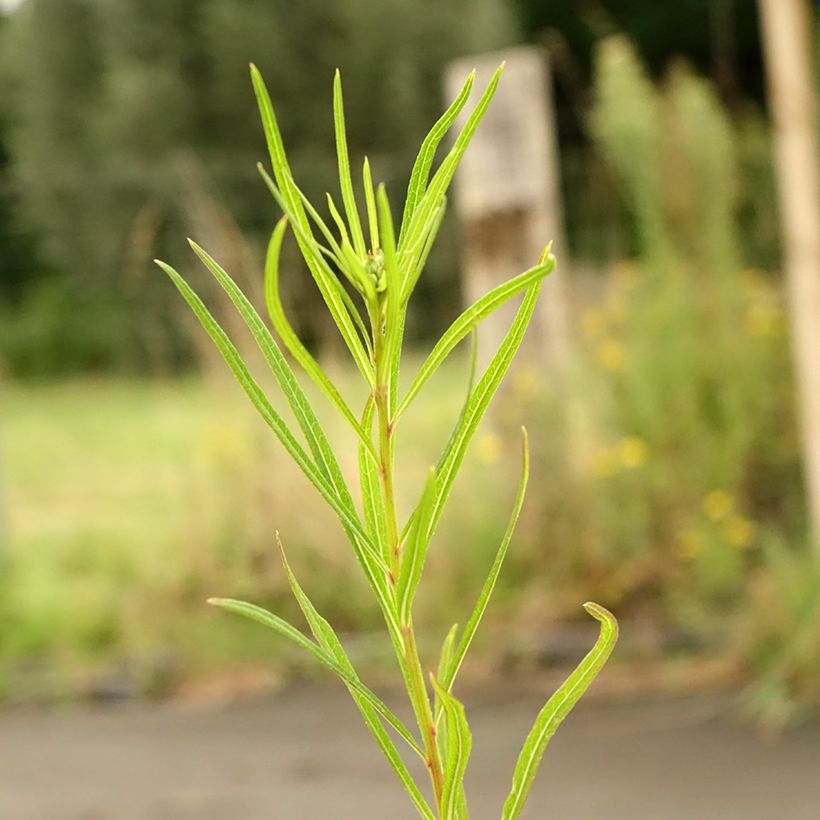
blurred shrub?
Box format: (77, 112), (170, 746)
(502, 39), (808, 683)
(741, 535), (820, 728)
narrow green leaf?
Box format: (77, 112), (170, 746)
(501, 604), (619, 820)
(425, 280), (542, 543)
(187, 239), (355, 509)
(262, 218), (378, 462)
(359, 399), (389, 560)
(208, 597), (423, 757)
(250, 64), (307, 231)
(400, 64), (504, 257)
(437, 624), (459, 696)
(333, 69), (367, 259)
(399, 69), (475, 242)
(258, 165), (375, 385)
(363, 157), (379, 253)
(157, 260), (393, 607)
(442, 429), (529, 691)
(430, 676), (472, 820)
(376, 184), (402, 399)
(397, 467), (437, 623)
(397, 255), (555, 420)
(252, 68), (374, 354)
(401, 195), (448, 305)
(276, 538), (435, 819)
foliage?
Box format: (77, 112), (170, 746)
(157, 65), (617, 818)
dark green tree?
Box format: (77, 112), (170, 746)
(3, 0), (518, 374)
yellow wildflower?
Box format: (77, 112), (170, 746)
(703, 490), (733, 521)
(723, 514), (756, 549)
(596, 340), (624, 372)
(618, 436), (648, 469)
(743, 304), (784, 338)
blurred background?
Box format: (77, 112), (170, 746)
(1, 1), (820, 808)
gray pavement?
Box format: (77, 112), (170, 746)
(1, 685), (818, 819)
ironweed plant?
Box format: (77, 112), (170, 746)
(157, 63), (618, 819)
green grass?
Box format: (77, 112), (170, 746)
(0, 363), (513, 688)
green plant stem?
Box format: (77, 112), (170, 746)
(373, 313), (445, 814)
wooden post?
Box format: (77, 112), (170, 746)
(758, 0), (820, 546)
(444, 46), (570, 371)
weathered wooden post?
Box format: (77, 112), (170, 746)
(445, 46), (570, 371)
(758, 0), (820, 547)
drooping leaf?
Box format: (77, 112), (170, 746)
(276, 537), (435, 819)
(157, 260), (400, 634)
(208, 597), (423, 756)
(501, 604), (619, 820)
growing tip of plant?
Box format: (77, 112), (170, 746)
(538, 241), (553, 265)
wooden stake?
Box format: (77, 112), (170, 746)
(758, 0), (820, 545)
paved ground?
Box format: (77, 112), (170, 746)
(2, 685), (819, 819)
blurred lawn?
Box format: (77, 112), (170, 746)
(0, 360), (524, 697)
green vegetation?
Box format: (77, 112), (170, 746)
(156, 64), (616, 818)
(2, 0), (818, 733)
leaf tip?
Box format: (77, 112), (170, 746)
(582, 601), (617, 630)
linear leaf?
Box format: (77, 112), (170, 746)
(250, 64), (307, 230)
(397, 255), (555, 419)
(437, 624), (459, 685)
(430, 676), (472, 820)
(442, 429), (529, 692)
(401, 195), (448, 305)
(263, 219), (377, 462)
(258, 165), (375, 385)
(425, 280), (542, 545)
(400, 64), (504, 257)
(397, 467), (437, 623)
(501, 603), (619, 820)
(187, 239), (354, 509)
(363, 157), (379, 252)
(376, 184), (401, 400)
(208, 597), (423, 756)
(333, 70), (367, 259)
(276, 538), (434, 819)
(399, 69), (475, 243)
(157, 260), (397, 622)
(359, 399), (388, 560)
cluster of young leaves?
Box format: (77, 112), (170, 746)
(157, 63), (618, 819)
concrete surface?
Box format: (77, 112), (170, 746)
(1, 685), (818, 819)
